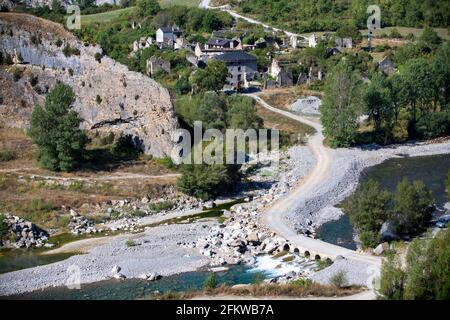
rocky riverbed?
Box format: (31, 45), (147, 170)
(0, 222), (212, 296)
(285, 139), (450, 241)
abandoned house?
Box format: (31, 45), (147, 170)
(213, 51), (258, 89)
(335, 37), (353, 49)
(378, 56), (395, 75)
(147, 56), (171, 76)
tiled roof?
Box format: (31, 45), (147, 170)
(215, 51), (257, 63)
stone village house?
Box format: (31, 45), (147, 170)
(213, 51), (258, 90)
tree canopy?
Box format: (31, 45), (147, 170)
(29, 83), (86, 172)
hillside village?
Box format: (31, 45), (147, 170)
(0, 0), (449, 302)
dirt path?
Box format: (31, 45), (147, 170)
(0, 168), (180, 181)
(249, 94), (381, 299)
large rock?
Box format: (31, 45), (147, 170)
(379, 221), (399, 242)
(0, 13), (178, 157)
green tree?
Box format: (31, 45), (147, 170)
(390, 178), (434, 235)
(226, 95), (263, 130)
(29, 83), (86, 172)
(343, 180), (392, 248)
(401, 58), (435, 126)
(380, 228), (450, 300)
(174, 75), (191, 95)
(320, 60), (364, 147)
(365, 73), (392, 133)
(177, 164), (240, 200)
(203, 273), (217, 290)
(135, 0), (160, 18)
(432, 42), (450, 106)
(419, 27), (442, 49)
(191, 60), (228, 94)
(379, 253), (406, 300)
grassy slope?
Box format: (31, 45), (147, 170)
(80, 7), (134, 25)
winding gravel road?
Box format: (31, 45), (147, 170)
(250, 94), (381, 297)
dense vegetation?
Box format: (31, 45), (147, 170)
(344, 178), (435, 248)
(237, 0), (450, 33)
(322, 34), (450, 147)
(29, 83), (87, 172)
(379, 227), (450, 300)
(175, 93), (264, 199)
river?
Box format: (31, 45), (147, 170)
(317, 153), (450, 249)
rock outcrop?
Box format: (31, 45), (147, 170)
(0, 13), (178, 157)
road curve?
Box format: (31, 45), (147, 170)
(249, 94), (381, 268)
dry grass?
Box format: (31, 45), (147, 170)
(151, 283), (363, 300)
(259, 87), (323, 111)
(0, 128), (177, 229)
(257, 105), (315, 136)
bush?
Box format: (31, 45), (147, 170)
(203, 273), (217, 290)
(112, 134), (140, 160)
(175, 76), (191, 95)
(148, 201), (175, 212)
(415, 112), (450, 139)
(177, 164), (241, 200)
(29, 75), (38, 87)
(68, 180), (84, 191)
(0, 149), (16, 162)
(0, 214), (8, 243)
(13, 68), (23, 82)
(100, 132), (115, 145)
(379, 254), (406, 299)
(94, 52), (102, 63)
(96, 95), (102, 104)
(330, 271), (347, 288)
(125, 239), (136, 247)
(62, 44), (80, 57)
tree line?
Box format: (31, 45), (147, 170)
(344, 178), (435, 249)
(321, 33), (450, 148)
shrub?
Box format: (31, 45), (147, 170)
(55, 39), (63, 47)
(112, 134), (140, 160)
(0, 214), (8, 242)
(125, 239), (136, 247)
(203, 273), (217, 290)
(177, 164), (241, 200)
(100, 132), (115, 145)
(330, 271), (348, 288)
(96, 95), (102, 104)
(94, 52), (102, 63)
(68, 68), (74, 76)
(415, 112), (450, 139)
(0, 149), (16, 162)
(29, 75), (38, 87)
(148, 201), (175, 212)
(13, 68), (23, 82)
(68, 180), (84, 191)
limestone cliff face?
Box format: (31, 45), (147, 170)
(0, 13), (178, 157)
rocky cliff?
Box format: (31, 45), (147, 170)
(0, 13), (178, 157)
